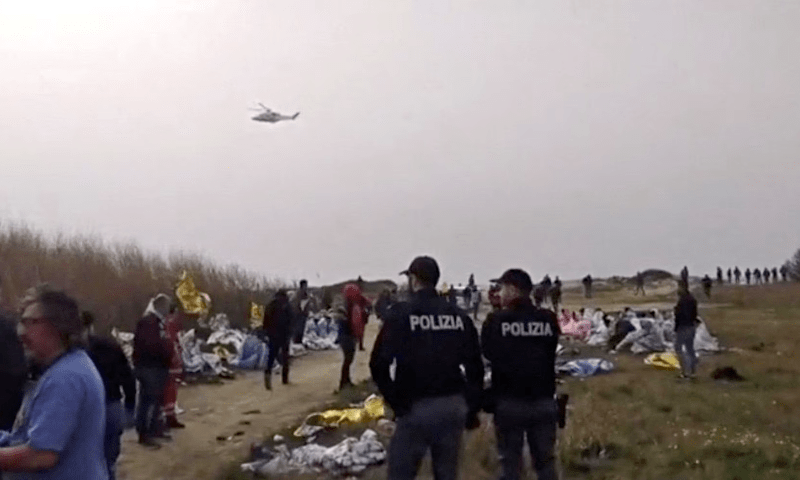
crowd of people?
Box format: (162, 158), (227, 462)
(0, 257), (791, 480)
(0, 280), (185, 479)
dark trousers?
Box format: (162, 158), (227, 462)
(105, 400), (125, 480)
(339, 334), (355, 388)
(266, 334), (290, 383)
(388, 395), (467, 480)
(292, 314), (307, 344)
(0, 373), (25, 431)
(135, 367), (168, 439)
(494, 397), (558, 480)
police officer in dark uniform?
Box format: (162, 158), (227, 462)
(482, 269), (560, 480)
(370, 256), (484, 480)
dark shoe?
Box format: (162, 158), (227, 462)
(138, 437), (162, 450)
(166, 417), (186, 429)
(264, 371), (272, 391)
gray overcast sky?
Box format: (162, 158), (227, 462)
(1, 0), (799, 286)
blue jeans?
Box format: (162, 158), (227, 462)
(105, 401), (125, 480)
(135, 367), (167, 439)
(494, 397), (558, 480)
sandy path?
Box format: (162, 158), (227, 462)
(117, 322), (379, 480)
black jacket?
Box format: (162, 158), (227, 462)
(263, 299), (293, 340)
(87, 335), (137, 409)
(370, 288), (484, 417)
(674, 293), (698, 329)
(133, 313), (172, 369)
(481, 298), (560, 403)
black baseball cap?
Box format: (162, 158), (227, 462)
(491, 268), (533, 294)
(400, 256), (440, 285)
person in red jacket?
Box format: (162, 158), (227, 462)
(162, 305), (185, 429)
(133, 294), (173, 448)
(339, 283), (367, 389)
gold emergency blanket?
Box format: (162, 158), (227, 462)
(293, 395), (386, 437)
(644, 352), (680, 370)
(175, 271), (210, 315)
(250, 302), (265, 329)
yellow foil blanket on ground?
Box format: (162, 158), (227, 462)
(293, 395), (385, 437)
(175, 271), (210, 315)
(644, 352), (681, 370)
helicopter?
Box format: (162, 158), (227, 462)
(249, 103), (300, 123)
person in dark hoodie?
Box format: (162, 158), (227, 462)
(674, 281), (699, 379)
(82, 311), (137, 480)
(133, 294), (173, 448)
(263, 290), (293, 390)
(370, 256), (484, 480)
(481, 269), (560, 480)
(0, 279), (27, 432)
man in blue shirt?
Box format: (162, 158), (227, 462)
(0, 285), (108, 480)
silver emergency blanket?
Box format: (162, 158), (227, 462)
(562, 308), (722, 355)
(112, 312), (340, 376)
(241, 429), (386, 476)
(557, 358), (615, 377)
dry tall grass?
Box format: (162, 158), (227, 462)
(0, 222), (283, 333)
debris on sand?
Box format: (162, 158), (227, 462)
(711, 366), (745, 382)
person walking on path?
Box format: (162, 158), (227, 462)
(482, 269), (561, 480)
(634, 272), (646, 296)
(339, 283), (368, 390)
(0, 285), (108, 479)
(83, 311), (137, 480)
(263, 290), (293, 390)
(290, 280), (310, 345)
(674, 281), (699, 379)
(582, 274), (593, 299)
(550, 278), (562, 314)
(133, 294), (173, 448)
(371, 256), (484, 480)
(701, 275), (713, 299)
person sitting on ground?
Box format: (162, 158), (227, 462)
(0, 285), (108, 479)
(82, 311), (137, 480)
(263, 290), (293, 390)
